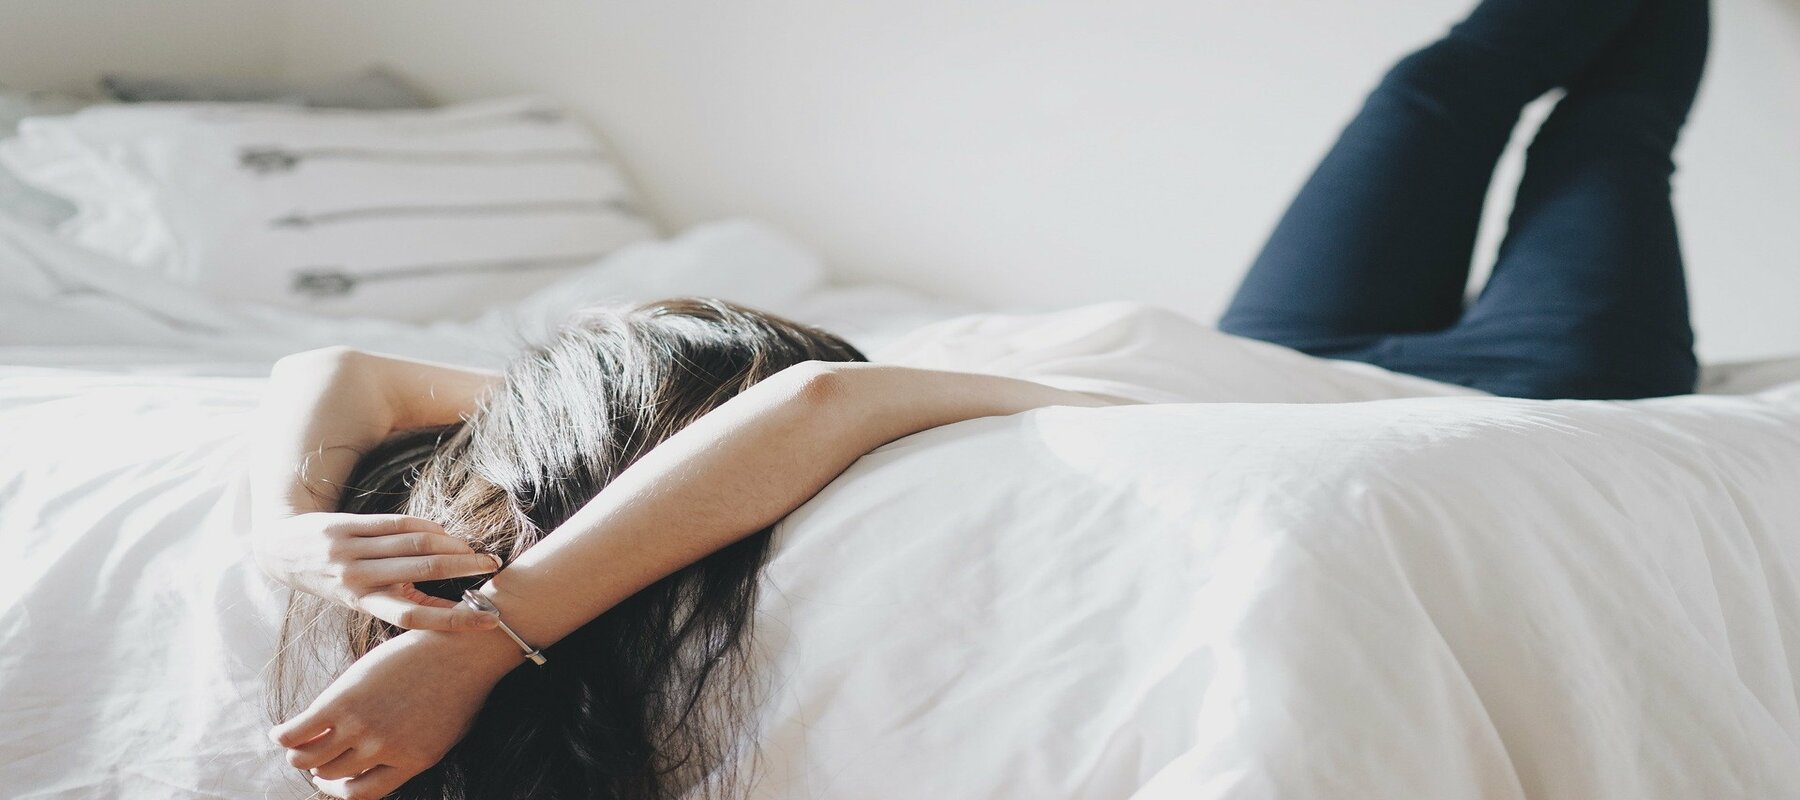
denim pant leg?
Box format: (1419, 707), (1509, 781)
(1219, 0), (1704, 399)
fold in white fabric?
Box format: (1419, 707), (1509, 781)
(9, 369), (1800, 798)
(879, 301), (1485, 404)
(7, 214), (1800, 798)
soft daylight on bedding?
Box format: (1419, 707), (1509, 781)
(5, 0), (1800, 798)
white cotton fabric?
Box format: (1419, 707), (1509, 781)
(0, 213), (964, 372)
(878, 301), (1484, 404)
(0, 97), (656, 322)
(7, 357), (1800, 799)
(6, 213), (1800, 798)
(0, 214), (960, 798)
(743, 390), (1800, 799)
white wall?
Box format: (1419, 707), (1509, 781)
(0, 0), (281, 94)
(276, 1), (1482, 325)
(12, 0), (1798, 361)
(277, 0), (1800, 362)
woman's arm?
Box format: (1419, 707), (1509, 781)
(253, 346), (499, 517)
(477, 361), (1127, 667)
(251, 346), (509, 630)
(274, 361), (1131, 798)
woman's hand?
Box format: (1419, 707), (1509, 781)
(249, 347), (503, 626)
(254, 512), (504, 631)
(270, 628), (520, 799)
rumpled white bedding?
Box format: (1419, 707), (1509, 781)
(9, 369), (1800, 799)
(749, 393), (1800, 798)
(0, 213), (968, 373)
(6, 214), (1800, 798)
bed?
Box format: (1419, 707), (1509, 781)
(6, 45), (1800, 798)
(7, 194), (1800, 797)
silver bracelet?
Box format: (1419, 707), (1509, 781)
(461, 588), (547, 666)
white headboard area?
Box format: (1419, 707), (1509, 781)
(6, 0), (1799, 360)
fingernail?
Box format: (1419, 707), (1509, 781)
(487, 554), (504, 571)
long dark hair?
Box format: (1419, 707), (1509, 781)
(270, 298), (866, 799)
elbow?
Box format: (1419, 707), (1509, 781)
(768, 360), (856, 423)
(274, 345), (363, 367)
(779, 360), (851, 407)
(270, 345), (366, 380)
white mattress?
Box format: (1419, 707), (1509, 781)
(7, 215), (1800, 798)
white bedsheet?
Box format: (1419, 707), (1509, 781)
(749, 393), (1800, 798)
(7, 369), (1800, 798)
(8, 215), (1800, 798)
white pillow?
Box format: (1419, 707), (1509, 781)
(0, 97), (656, 322)
(0, 83), (90, 228)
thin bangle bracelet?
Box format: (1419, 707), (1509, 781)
(461, 588), (547, 666)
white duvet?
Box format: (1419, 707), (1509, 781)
(751, 392), (1800, 798)
(5, 215), (1800, 799)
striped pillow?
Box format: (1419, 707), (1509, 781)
(0, 96), (656, 322)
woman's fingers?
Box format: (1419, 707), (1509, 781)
(337, 514), (447, 536)
(314, 764), (408, 800)
(345, 553), (502, 587)
(285, 727), (351, 770)
(310, 747), (381, 781)
(344, 764), (411, 799)
(360, 590), (499, 631)
(310, 773), (357, 800)
(270, 706), (331, 749)
(350, 530), (477, 559)
(405, 589), (459, 609)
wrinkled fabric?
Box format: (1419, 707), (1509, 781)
(7, 210), (1800, 798)
(746, 390), (1800, 798)
(7, 368), (1800, 798)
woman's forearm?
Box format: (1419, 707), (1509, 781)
(251, 348), (511, 627)
(251, 347), (500, 519)
(456, 361), (1128, 675)
(254, 348), (396, 519)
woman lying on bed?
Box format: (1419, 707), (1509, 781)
(260, 0), (1710, 796)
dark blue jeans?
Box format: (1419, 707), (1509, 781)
(1219, 0), (1708, 399)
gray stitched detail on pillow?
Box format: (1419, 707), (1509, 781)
(269, 198), (642, 229)
(290, 251), (614, 298)
(99, 68), (433, 110)
(238, 145), (602, 174)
